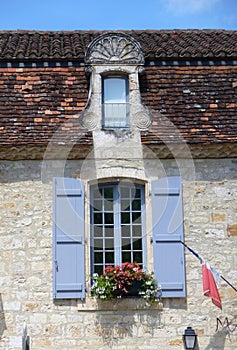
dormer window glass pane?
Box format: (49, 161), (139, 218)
(102, 75), (129, 128)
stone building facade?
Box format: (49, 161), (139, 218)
(0, 30), (237, 349)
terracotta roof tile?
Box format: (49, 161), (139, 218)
(0, 30), (236, 157)
(0, 30), (237, 61)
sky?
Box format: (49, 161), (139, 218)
(0, 0), (236, 31)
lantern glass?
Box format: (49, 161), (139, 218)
(183, 327), (197, 350)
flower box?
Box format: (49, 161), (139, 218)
(113, 279), (144, 298)
(91, 262), (161, 303)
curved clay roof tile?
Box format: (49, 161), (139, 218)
(0, 30), (236, 61)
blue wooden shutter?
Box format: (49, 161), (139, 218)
(53, 177), (85, 299)
(151, 176), (186, 298)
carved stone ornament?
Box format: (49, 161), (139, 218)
(79, 111), (99, 130)
(85, 32), (145, 65)
(134, 108), (152, 130)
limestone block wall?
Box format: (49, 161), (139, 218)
(0, 159), (236, 350)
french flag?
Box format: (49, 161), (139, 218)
(202, 262), (222, 309)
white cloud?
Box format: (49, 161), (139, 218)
(163, 0), (221, 15)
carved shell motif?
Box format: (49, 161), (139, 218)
(85, 33), (144, 65)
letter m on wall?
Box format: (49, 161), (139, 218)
(152, 176), (186, 298)
(53, 178), (85, 299)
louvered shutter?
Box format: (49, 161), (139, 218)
(151, 176), (186, 298)
(53, 177), (85, 299)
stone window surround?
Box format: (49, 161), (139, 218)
(80, 64), (151, 131)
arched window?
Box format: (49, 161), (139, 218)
(90, 182), (145, 275)
(102, 75), (129, 129)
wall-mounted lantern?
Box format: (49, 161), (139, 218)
(22, 322), (30, 350)
(183, 326), (197, 350)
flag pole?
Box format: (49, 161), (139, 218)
(219, 275), (237, 293)
(180, 241), (237, 293)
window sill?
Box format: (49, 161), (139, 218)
(77, 297), (163, 311)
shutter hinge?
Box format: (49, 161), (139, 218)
(55, 260), (58, 272)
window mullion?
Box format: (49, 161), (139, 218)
(141, 187), (147, 270)
(114, 185), (121, 266)
(130, 193), (133, 263)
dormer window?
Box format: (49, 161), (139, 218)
(83, 32), (151, 131)
(102, 75), (129, 129)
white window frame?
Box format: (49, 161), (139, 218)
(90, 182), (146, 275)
(102, 74), (129, 129)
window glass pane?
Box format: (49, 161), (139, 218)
(103, 77), (127, 103)
(104, 187), (113, 199)
(132, 225), (142, 237)
(104, 213), (114, 225)
(94, 213), (102, 224)
(121, 199), (130, 211)
(133, 238), (142, 250)
(102, 76), (129, 129)
(132, 212), (141, 223)
(93, 188), (103, 199)
(105, 239), (114, 250)
(121, 212), (130, 224)
(103, 103), (128, 128)
(120, 187), (130, 198)
(121, 225), (130, 237)
(94, 226), (103, 237)
(94, 252), (103, 264)
(132, 199), (141, 211)
(130, 187), (137, 200)
(122, 252), (131, 262)
(104, 199), (113, 211)
(94, 239), (103, 250)
(94, 265), (103, 276)
(135, 189), (141, 199)
(133, 252), (142, 263)
(104, 226), (114, 237)
(105, 252), (114, 264)
(93, 199), (102, 211)
(122, 239), (131, 250)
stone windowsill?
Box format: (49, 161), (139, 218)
(77, 297), (163, 311)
